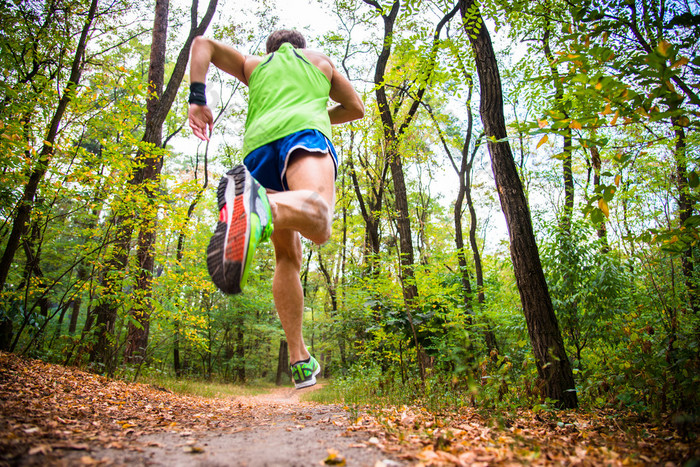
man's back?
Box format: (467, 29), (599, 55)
(241, 48), (332, 84)
(243, 43), (332, 155)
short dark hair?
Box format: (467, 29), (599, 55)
(266, 29), (306, 53)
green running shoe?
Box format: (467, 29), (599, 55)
(207, 164), (273, 294)
(291, 355), (321, 389)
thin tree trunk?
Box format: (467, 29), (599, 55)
(235, 325), (245, 382)
(425, 51), (498, 354)
(460, 0), (578, 408)
(671, 116), (699, 365)
(364, 0), (458, 382)
(590, 145), (609, 250)
(348, 151), (387, 272)
(276, 340), (291, 385)
(123, 0), (170, 363)
(91, 0), (217, 366)
(543, 27), (574, 233)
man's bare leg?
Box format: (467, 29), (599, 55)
(268, 150), (335, 364)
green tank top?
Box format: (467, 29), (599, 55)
(242, 43), (332, 156)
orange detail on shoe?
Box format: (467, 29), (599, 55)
(224, 195), (246, 262)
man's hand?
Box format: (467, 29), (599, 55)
(188, 104), (214, 141)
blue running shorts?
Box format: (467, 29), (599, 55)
(243, 129), (338, 192)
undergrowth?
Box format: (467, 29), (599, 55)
(302, 365), (475, 412)
(137, 374), (277, 399)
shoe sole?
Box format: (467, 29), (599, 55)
(207, 165), (251, 294)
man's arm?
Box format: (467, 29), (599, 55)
(327, 61), (364, 125)
(188, 37), (249, 141)
(190, 36), (249, 84)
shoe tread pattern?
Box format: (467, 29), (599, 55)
(207, 166), (248, 294)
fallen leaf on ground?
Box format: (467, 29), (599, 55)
(323, 448), (346, 465)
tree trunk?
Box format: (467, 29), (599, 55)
(348, 152), (388, 272)
(91, 0), (217, 366)
(427, 46), (498, 355)
(364, 0), (458, 382)
(460, 0), (577, 408)
(671, 116), (699, 365)
(543, 28), (574, 234)
(590, 145), (609, 250)
(276, 340), (291, 385)
(123, 0), (169, 363)
(672, 117), (697, 309)
(235, 326), (245, 382)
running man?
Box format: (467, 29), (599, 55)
(187, 29), (364, 388)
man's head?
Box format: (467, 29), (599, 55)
(266, 29), (306, 54)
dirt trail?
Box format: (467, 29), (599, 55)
(0, 353), (399, 466)
(76, 386), (398, 467)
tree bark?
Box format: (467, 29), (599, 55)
(276, 340), (291, 385)
(459, 0), (577, 408)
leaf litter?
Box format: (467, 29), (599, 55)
(0, 351), (697, 466)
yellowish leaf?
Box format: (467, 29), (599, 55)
(537, 119), (548, 129)
(615, 174), (621, 186)
(536, 134), (549, 149)
(670, 57), (689, 69)
(183, 446), (205, 454)
(598, 198), (610, 218)
(595, 82), (603, 90)
(657, 40), (671, 57)
(569, 120), (582, 130)
(601, 103), (612, 115)
(324, 449), (346, 466)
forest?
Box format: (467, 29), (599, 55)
(1, 0), (698, 422)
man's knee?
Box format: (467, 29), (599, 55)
(302, 191), (332, 244)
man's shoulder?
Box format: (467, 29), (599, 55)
(245, 55), (266, 66)
(300, 49), (331, 64)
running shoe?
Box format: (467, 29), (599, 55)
(207, 164), (273, 294)
(291, 355), (321, 389)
